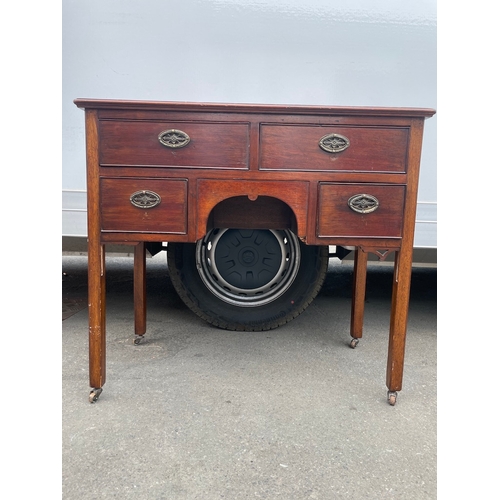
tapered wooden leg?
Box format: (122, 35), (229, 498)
(350, 247), (368, 348)
(134, 242), (147, 343)
(386, 248), (413, 399)
(88, 242), (106, 400)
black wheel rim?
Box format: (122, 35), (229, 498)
(196, 229), (301, 307)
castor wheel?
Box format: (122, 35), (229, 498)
(350, 338), (360, 349)
(89, 388), (102, 403)
(133, 335), (145, 345)
(387, 391), (397, 406)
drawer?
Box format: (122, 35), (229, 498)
(99, 120), (250, 169)
(100, 178), (188, 234)
(317, 183), (405, 238)
(260, 124), (408, 172)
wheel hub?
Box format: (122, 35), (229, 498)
(240, 248), (257, 266)
(196, 228), (301, 307)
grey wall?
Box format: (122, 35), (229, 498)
(62, 0), (436, 247)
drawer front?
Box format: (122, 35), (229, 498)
(317, 183), (405, 238)
(260, 124), (408, 172)
(100, 178), (188, 234)
(99, 121), (250, 169)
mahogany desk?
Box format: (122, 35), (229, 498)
(74, 99), (435, 405)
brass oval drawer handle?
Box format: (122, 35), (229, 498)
(158, 129), (191, 148)
(348, 194), (379, 214)
(130, 190), (161, 209)
(318, 133), (350, 153)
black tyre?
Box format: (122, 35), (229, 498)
(167, 228), (329, 331)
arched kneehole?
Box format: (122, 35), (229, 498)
(206, 195), (298, 234)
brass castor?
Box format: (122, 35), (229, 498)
(133, 335), (145, 345)
(387, 391), (397, 406)
(350, 338), (360, 349)
(89, 388), (102, 403)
